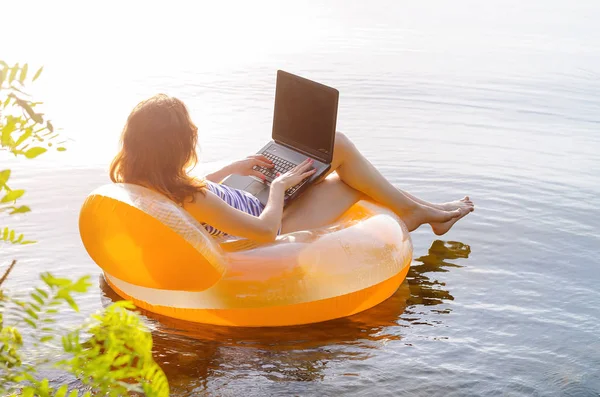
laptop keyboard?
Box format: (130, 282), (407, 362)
(253, 152), (308, 196)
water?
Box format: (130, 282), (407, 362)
(2, 0), (600, 395)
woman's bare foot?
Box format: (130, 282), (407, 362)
(402, 205), (462, 232)
(430, 206), (474, 236)
(438, 196), (474, 212)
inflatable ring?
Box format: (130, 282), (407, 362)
(79, 183), (413, 327)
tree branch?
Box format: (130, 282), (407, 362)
(0, 260), (17, 287)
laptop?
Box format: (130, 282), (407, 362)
(221, 70), (339, 206)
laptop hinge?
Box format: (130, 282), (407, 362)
(274, 139), (328, 163)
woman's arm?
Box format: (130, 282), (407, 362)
(188, 184), (285, 242)
(204, 164), (235, 183)
(205, 155), (274, 183)
(188, 159), (316, 243)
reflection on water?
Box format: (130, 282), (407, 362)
(406, 240), (470, 307)
(100, 280), (410, 389)
(100, 239), (470, 395)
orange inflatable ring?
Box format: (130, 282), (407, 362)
(79, 183), (413, 327)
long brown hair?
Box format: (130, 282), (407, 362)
(110, 94), (205, 205)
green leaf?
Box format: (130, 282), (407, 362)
(9, 205), (31, 214)
(61, 334), (70, 351)
(54, 385), (68, 397)
(40, 335), (53, 343)
(25, 308), (39, 320)
(35, 287), (49, 298)
(32, 66), (43, 82)
(0, 169), (10, 186)
(114, 300), (136, 310)
(71, 276), (92, 293)
(8, 63), (19, 82)
(23, 317), (36, 328)
(42, 273), (71, 287)
(24, 147), (47, 159)
(19, 63), (28, 83)
(63, 294), (78, 312)
(21, 387), (35, 397)
(113, 354), (132, 367)
(1, 189), (25, 203)
(14, 126), (33, 147)
(31, 292), (45, 305)
(57, 147), (67, 152)
(39, 378), (50, 394)
(14, 371), (36, 383)
(0, 65), (7, 86)
(1, 117), (17, 147)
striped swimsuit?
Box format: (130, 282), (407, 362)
(202, 181), (266, 238)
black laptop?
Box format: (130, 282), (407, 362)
(221, 70), (339, 206)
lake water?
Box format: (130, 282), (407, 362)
(2, 0), (600, 396)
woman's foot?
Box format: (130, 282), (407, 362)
(429, 206), (474, 236)
(402, 205), (462, 232)
(438, 196), (474, 212)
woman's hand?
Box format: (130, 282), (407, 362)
(272, 158), (317, 190)
(231, 155), (274, 180)
(205, 155), (273, 183)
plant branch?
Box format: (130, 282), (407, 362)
(0, 260), (17, 287)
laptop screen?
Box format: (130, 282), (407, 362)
(272, 70), (339, 163)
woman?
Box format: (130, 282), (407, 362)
(111, 94), (474, 243)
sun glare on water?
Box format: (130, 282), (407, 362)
(2, 0), (331, 167)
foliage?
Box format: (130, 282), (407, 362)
(1, 274), (168, 396)
(0, 60), (169, 396)
(61, 301), (169, 396)
(1, 61), (63, 243)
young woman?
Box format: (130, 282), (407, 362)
(111, 94), (474, 243)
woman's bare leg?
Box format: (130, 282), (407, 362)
(402, 190), (473, 212)
(281, 174), (363, 234)
(399, 190), (474, 235)
(323, 132), (472, 232)
(281, 174), (471, 235)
